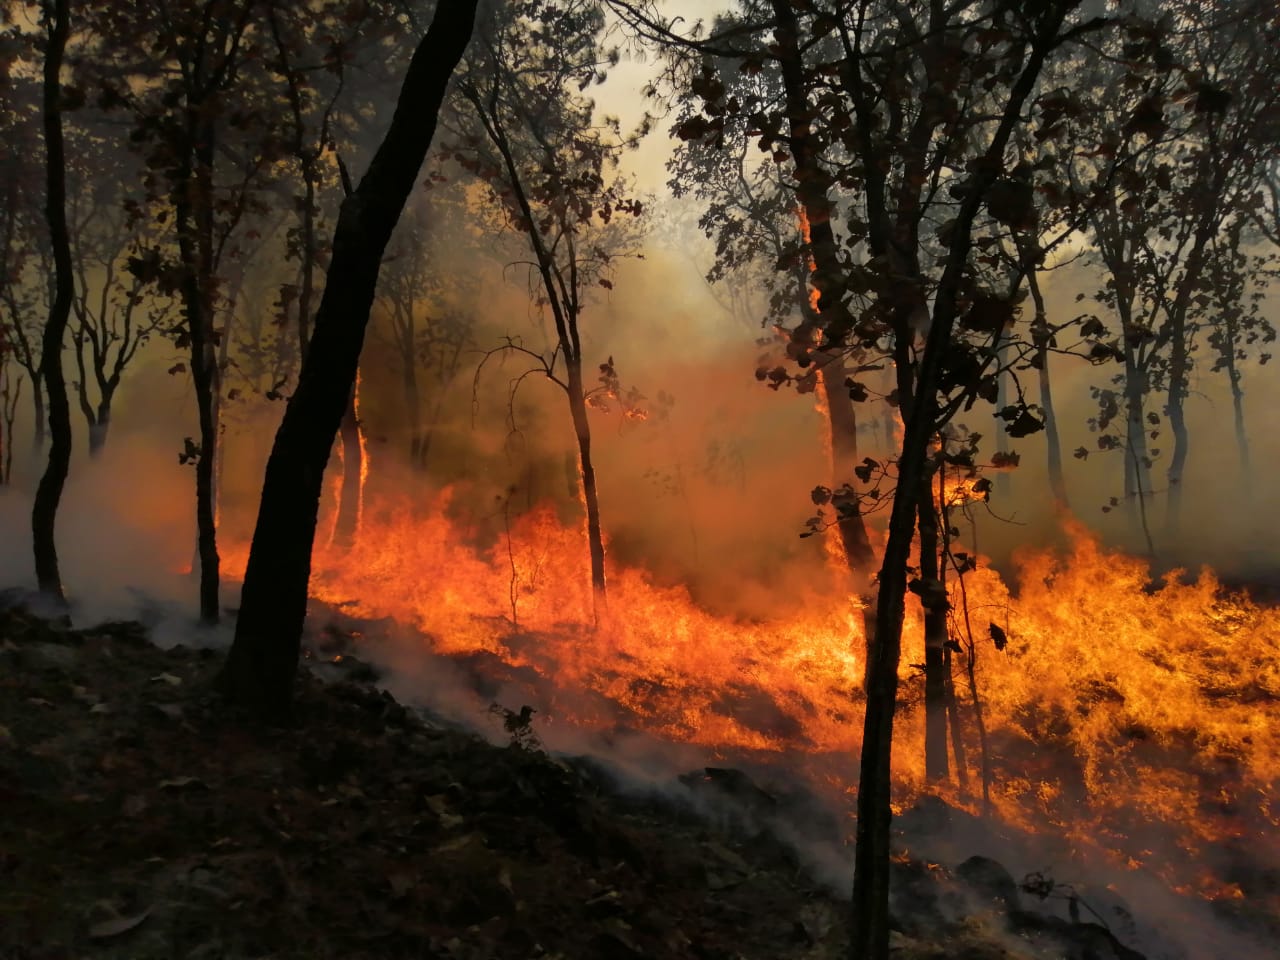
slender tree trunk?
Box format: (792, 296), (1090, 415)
(333, 377), (364, 548)
(850, 14), (1065, 952)
(993, 335), (1012, 500)
(1039, 346), (1067, 505)
(1225, 352), (1250, 480)
(1165, 375), (1188, 534)
(175, 120), (222, 625)
(943, 646), (969, 792)
(567, 359), (607, 617)
(32, 0), (73, 602)
(1163, 238), (1210, 536)
(298, 173), (316, 358)
(31, 386), (46, 454)
(917, 459), (949, 783)
(1021, 253), (1067, 506)
(1122, 355), (1151, 514)
(219, 0), (478, 720)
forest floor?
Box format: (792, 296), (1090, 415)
(0, 603), (1148, 960)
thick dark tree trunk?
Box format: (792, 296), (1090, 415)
(219, 0), (478, 720)
(333, 379), (363, 548)
(31, 0), (73, 602)
(917, 461), (949, 783)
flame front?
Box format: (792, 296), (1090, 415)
(225, 496), (1279, 914)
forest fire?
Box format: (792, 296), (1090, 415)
(5, 0), (1280, 954)
(224, 496), (1279, 924)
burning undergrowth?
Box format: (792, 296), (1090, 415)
(217, 490), (1280, 957)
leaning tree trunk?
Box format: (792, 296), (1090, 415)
(31, 0), (73, 602)
(219, 0), (478, 720)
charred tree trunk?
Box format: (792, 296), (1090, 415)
(31, 0), (73, 602)
(219, 0), (478, 720)
(917, 457), (949, 783)
(333, 378), (364, 548)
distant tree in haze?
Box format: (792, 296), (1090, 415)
(1074, 0), (1280, 540)
(65, 140), (173, 456)
(374, 183), (477, 471)
(0, 35), (49, 457)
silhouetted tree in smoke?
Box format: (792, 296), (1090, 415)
(32, 0), (74, 602)
(219, 0), (479, 720)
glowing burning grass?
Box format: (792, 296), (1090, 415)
(224, 496), (1278, 910)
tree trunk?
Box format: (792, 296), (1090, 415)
(567, 359), (607, 618)
(1225, 347), (1250, 480)
(333, 377), (364, 548)
(1121, 356), (1152, 519)
(850, 14), (1065, 953)
(819, 354), (875, 570)
(993, 335), (1012, 500)
(31, 0), (73, 602)
(917, 460), (949, 783)
(31, 385), (46, 454)
(1039, 346), (1067, 506)
(219, 0), (478, 720)
(1021, 251), (1067, 507)
(175, 119), (223, 625)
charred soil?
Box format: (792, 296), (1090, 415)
(1, 604), (1155, 959)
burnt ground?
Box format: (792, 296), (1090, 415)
(0, 603), (1159, 960)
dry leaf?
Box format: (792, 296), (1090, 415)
(88, 907), (152, 940)
(150, 673), (183, 686)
